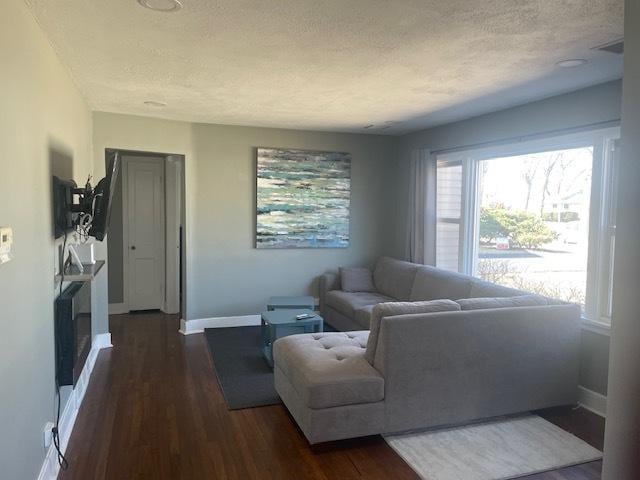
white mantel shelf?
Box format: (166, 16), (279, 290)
(55, 260), (105, 282)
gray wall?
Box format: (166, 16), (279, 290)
(579, 329), (611, 395)
(391, 80), (623, 397)
(93, 113), (397, 320)
(0, 1), (94, 478)
(602, 1), (640, 477)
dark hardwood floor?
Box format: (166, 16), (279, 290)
(59, 312), (604, 479)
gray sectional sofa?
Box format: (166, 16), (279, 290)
(274, 256), (581, 444)
(319, 256), (534, 331)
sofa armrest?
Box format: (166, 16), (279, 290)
(318, 272), (340, 313)
(374, 304), (581, 432)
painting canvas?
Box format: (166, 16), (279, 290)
(256, 147), (351, 248)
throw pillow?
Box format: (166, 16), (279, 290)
(340, 267), (377, 292)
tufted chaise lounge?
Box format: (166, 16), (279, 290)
(274, 296), (581, 444)
(274, 330), (387, 443)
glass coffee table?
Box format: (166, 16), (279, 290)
(261, 309), (323, 367)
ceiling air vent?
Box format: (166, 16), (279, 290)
(593, 39), (624, 55)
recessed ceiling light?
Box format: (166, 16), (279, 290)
(556, 59), (589, 68)
(144, 100), (167, 107)
(137, 0), (183, 13)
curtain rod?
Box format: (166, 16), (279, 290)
(429, 119), (621, 156)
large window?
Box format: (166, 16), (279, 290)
(436, 128), (619, 328)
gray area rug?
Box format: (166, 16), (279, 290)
(384, 415), (602, 480)
(204, 324), (336, 410)
(204, 326), (282, 409)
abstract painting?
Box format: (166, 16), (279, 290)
(256, 147), (351, 248)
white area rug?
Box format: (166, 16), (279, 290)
(384, 415), (602, 480)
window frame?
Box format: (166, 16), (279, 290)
(435, 126), (620, 333)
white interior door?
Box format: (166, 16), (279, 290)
(126, 159), (165, 310)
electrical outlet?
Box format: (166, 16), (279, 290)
(43, 422), (55, 448)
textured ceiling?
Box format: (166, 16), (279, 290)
(25, 0), (623, 135)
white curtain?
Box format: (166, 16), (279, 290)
(406, 148), (437, 265)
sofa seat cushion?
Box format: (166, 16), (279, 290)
(373, 257), (419, 301)
(354, 305), (375, 329)
(325, 290), (394, 318)
(410, 265), (473, 301)
(273, 332), (384, 409)
(456, 295), (550, 310)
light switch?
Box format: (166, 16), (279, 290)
(0, 226), (13, 264)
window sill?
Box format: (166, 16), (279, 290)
(581, 317), (611, 336)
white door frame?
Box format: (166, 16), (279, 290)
(122, 156), (166, 311)
(110, 152), (183, 315)
(164, 157), (182, 314)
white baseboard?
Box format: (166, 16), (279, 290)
(108, 303), (129, 315)
(578, 385), (607, 418)
(179, 315), (261, 335)
(37, 333), (112, 480)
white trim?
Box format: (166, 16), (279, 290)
(581, 318), (611, 336)
(164, 157), (181, 314)
(121, 157), (130, 311)
(461, 157), (478, 275)
(92, 332), (113, 350)
(108, 302), (129, 315)
(179, 315), (261, 335)
(578, 386), (607, 418)
(37, 333), (112, 480)
(434, 125), (621, 160)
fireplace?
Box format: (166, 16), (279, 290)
(55, 281), (91, 386)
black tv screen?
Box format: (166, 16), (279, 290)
(52, 176), (76, 239)
(89, 153), (120, 241)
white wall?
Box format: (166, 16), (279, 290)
(391, 80), (623, 398)
(0, 1), (93, 478)
(93, 113), (397, 321)
(602, 1), (640, 477)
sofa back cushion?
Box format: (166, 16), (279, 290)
(365, 300), (461, 365)
(373, 257), (419, 301)
(467, 278), (529, 298)
(456, 295), (549, 311)
(469, 279), (527, 298)
(410, 265), (473, 301)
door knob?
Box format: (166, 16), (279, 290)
(131, 246), (136, 250)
